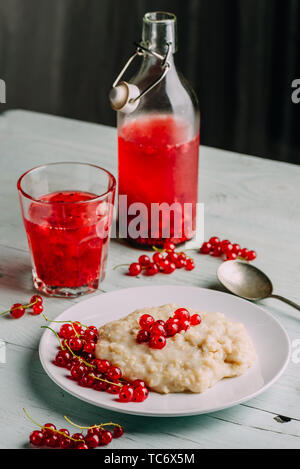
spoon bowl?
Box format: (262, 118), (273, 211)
(217, 260), (300, 312)
(217, 261), (273, 301)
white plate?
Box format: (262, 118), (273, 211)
(39, 286), (290, 417)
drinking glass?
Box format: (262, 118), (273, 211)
(17, 162), (116, 297)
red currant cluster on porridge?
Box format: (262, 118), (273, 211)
(200, 237), (257, 262)
(0, 295), (43, 319)
(46, 318), (149, 404)
(25, 409), (124, 449)
(136, 308), (202, 349)
(128, 242), (195, 277)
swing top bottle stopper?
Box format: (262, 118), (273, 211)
(109, 12), (176, 114)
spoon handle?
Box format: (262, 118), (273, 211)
(270, 294), (300, 312)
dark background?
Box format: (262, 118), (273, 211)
(1, 0), (300, 164)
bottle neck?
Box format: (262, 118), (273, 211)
(141, 12), (177, 55)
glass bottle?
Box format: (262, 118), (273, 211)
(114, 11), (200, 247)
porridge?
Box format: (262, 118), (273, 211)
(95, 304), (256, 394)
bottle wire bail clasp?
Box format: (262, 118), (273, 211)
(109, 42), (172, 114)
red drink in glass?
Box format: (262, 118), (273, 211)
(118, 115), (199, 246)
(24, 191), (109, 292)
(18, 163), (116, 297)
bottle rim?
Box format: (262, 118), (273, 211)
(144, 11), (176, 24)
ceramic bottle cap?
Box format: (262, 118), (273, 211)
(109, 81), (140, 114)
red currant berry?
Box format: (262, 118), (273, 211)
(119, 384), (134, 402)
(10, 304), (25, 319)
(185, 259), (195, 271)
(163, 242), (176, 252)
(200, 242), (212, 254)
(240, 248), (249, 259)
(152, 252), (164, 264)
(87, 325), (98, 335)
(137, 329), (151, 344)
(232, 244), (241, 255)
(166, 252), (179, 263)
(221, 239), (231, 247)
(31, 303), (44, 315)
(85, 354), (95, 364)
(72, 321), (83, 335)
(226, 252), (237, 261)
(86, 433), (100, 448)
(131, 379), (147, 388)
(174, 308), (190, 321)
(30, 294), (43, 306)
(145, 263), (159, 276)
(58, 428), (70, 438)
(149, 335), (166, 349)
(93, 380), (109, 392)
(158, 259), (170, 272)
(68, 337), (83, 352)
(129, 263), (142, 276)
(107, 384), (121, 394)
(156, 320), (166, 327)
(132, 385), (149, 402)
(77, 443), (89, 449)
(83, 341), (95, 354)
(149, 322), (166, 337)
(100, 430), (113, 446)
(87, 426), (103, 437)
(29, 430), (44, 446)
(107, 366), (122, 381)
(178, 319), (191, 332)
(59, 323), (76, 339)
(42, 423), (56, 436)
(139, 255), (151, 266)
(59, 436), (72, 449)
(95, 359), (110, 373)
(190, 314), (201, 326)
(139, 314), (155, 330)
(113, 426), (124, 438)
(45, 434), (59, 447)
(165, 321), (179, 337)
(164, 262), (176, 274)
(222, 243), (233, 255)
(84, 329), (97, 342)
(211, 245), (222, 257)
(71, 433), (85, 448)
(79, 375), (94, 388)
(70, 363), (87, 380)
(209, 236), (220, 246)
(55, 350), (72, 368)
(247, 250), (257, 261)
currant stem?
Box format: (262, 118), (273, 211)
(152, 246), (164, 252)
(113, 264), (130, 271)
(89, 373), (122, 387)
(42, 313), (89, 330)
(40, 325), (65, 350)
(23, 408), (82, 442)
(0, 298), (40, 317)
(64, 341), (95, 368)
(64, 415), (122, 430)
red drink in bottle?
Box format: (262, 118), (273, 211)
(118, 115), (199, 245)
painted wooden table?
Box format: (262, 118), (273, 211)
(0, 110), (300, 449)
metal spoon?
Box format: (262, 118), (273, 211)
(217, 260), (300, 312)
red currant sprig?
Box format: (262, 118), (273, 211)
(200, 236), (257, 262)
(136, 308), (202, 350)
(43, 319), (149, 404)
(24, 408), (124, 449)
(0, 295), (43, 319)
(118, 241), (195, 277)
